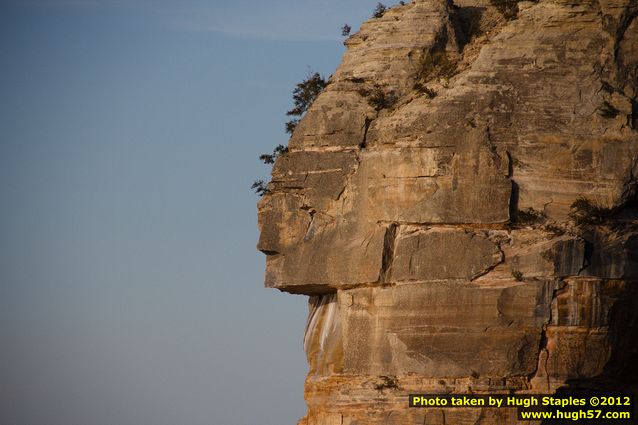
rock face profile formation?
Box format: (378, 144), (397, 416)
(257, 1), (638, 423)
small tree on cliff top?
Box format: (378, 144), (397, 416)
(253, 73), (327, 196)
(373, 3), (387, 18)
(285, 72), (327, 135)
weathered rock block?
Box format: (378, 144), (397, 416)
(337, 281), (553, 377)
(352, 130), (512, 224)
(506, 231), (586, 278)
(390, 227), (503, 281)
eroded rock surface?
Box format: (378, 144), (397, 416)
(257, 0), (638, 423)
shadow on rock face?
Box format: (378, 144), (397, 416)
(540, 280), (638, 424)
(539, 202), (638, 423)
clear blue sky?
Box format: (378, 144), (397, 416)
(0, 1), (375, 424)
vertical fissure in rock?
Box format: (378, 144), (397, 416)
(303, 209), (317, 241)
(509, 181), (520, 224)
(529, 280), (567, 385)
(380, 223), (398, 283)
(359, 117), (374, 149)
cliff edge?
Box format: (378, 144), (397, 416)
(257, 1), (638, 423)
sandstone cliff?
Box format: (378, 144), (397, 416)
(257, 1), (638, 424)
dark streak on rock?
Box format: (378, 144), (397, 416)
(380, 223), (398, 283)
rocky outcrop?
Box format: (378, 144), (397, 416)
(257, 0), (638, 424)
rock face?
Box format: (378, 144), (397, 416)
(257, 1), (638, 424)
